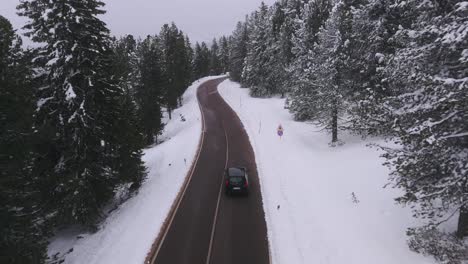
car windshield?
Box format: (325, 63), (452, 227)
(229, 176), (244, 184)
(228, 168), (244, 177)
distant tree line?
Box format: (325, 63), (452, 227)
(0, 0), (227, 262)
(224, 0), (468, 263)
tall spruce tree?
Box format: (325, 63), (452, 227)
(110, 35), (147, 190)
(134, 36), (165, 144)
(218, 36), (230, 73)
(345, 0), (406, 136)
(184, 35), (194, 83)
(288, 0), (331, 119)
(382, 0), (468, 248)
(18, 0), (140, 227)
(269, 0), (296, 97)
(289, 0), (352, 143)
(242, 3), (274, 96)
(209, 38), (222, 75)
(229, 21), (249, 82)
(193, 42), (211, 79)
(160, 23), (191, 116)
(0, 15), (47, 263)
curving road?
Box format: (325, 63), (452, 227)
(147, 78), (270, 264)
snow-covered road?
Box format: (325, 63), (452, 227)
(218, 80), (435, 264)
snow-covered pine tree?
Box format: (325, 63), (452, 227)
(110, 35), (147, 191)
(173, 29), (192, 106)
(160, 23), (191, 114)
(184, 35), (194, 83)
(347, 0), (410, 136)
(193, 42), (202, 79)
(275, 0), (299, 97)
(193, 42), (211, 79)
(134, 36), (165, 144)
(265, 1), (292, 97)
(18, 0), (133, 227)
(160, 24), (178, 118)
(242, 2), (275, 97)
(229, 20), (249, 82)
(0, 15), (47, 263)
(109, 84), (147, 192)
(381, 0), (468, 251)
(209, 38), (223, 75)
(289, 0), (353, 143)
(111, 35), (138, 95)
(218, 36), (230, 74)
(288, 0), (331, 120)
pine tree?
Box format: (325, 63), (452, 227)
(0, 15), (47, 263)
(347, 0), (409, 135)
(289, 0), (352, 143)
(229, 21), (249, 82)
(160, 23), (191, 116)
(218, 36), (230, 73)
(288, 0), (331, 115)
(134, 36), (165, 144)
(288, 0), (331, 120)
(382, 0), (468, 242)
(19, 0), (128, 227)
(184, 35), (194, 83)
(110, 35), (147, 190)
(242, 3), (274, 96)
(175, 32), (192, 104)
(193, 42), (211, 79)
(209, 38), (222, 75)
(267, 1), (293, 97)
(110, 88), (147, 191)
(111, 35), (138, 95)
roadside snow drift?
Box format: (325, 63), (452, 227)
(48, 76), (221, 264)
(218, 80), (436, 264)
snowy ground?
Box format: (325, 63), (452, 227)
(48, 76), (222, 264)
(218, 80), (436, 264)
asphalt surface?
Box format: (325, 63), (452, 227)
(151, 78), (270, 264)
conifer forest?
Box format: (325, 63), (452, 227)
(0, 0), (467, 263)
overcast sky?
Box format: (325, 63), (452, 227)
(1, 0), (276, 46)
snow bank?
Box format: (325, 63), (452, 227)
(218, 80), (436, 264)
(48, 76), (222, 264)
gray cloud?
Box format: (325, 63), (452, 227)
(1, 0), (276, 45)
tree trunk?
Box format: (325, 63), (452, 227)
(331, 100), (338, 143)
(168, 107), (172, 120)
(457, 205), (468, 238)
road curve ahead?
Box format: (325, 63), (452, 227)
(149, 78), (270, 264)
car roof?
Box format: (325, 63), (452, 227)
(228, 167), (245, 177)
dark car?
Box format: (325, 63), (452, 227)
(225, 167), (249, 196)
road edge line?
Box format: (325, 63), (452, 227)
(144, 79), (209, 264)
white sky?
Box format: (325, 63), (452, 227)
(0, 0), (276, 46)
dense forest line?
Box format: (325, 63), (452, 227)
(225, 0), (467, 263)
(0, 0), (228, 262)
